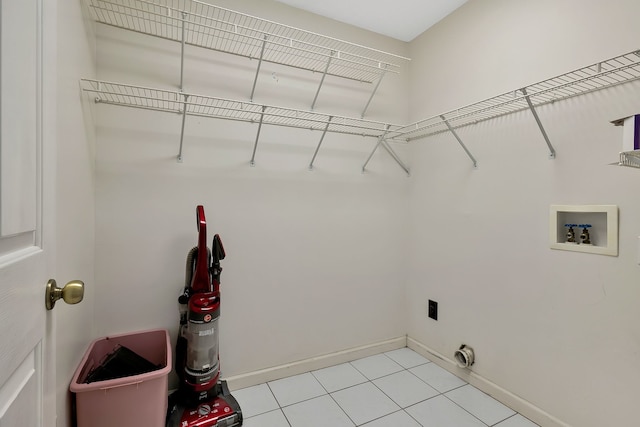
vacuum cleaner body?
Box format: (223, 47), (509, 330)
(167, 206), (242, 427)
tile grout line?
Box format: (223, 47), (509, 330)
(265, 380), (293, 427)
(490, 412), (520, 427)
(441, 385), (510, 427)
(366, 353), (422, 426)
(309, 368), (359, 426)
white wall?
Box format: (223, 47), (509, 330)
(79, 0), (640, 425)
(55, 0), (96, 425)
(406, 1), (640, 426)
(90, 0), (411, 387)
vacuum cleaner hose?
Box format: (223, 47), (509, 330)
(185, 246), (198, 290)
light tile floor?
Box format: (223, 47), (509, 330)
(232, 348), (540, 427)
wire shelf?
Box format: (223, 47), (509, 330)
(619, 150), (640, 168)
(85, 0), (409, 84)
(391, 50), (640, 142)
(81, 79), (402, 138)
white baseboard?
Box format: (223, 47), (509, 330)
(407, 337), (571, 427)
(224, 336), (407, 391)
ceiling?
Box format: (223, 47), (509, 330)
(273, 0), (468, 42)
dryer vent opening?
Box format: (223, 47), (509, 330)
(454, 344), (475, 368)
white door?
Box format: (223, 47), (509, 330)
(0, 0), (58, 426)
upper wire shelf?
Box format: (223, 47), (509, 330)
(84, 0), (409, 84)
(390, 50), (640, 142)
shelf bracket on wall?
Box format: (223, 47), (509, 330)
(362, 124), (391, 173)
(521, 87), (556, 159)
(361, 65), (388, 118)
(440, 115), (478, 168)
(250, 35), (268, 102)
(381, 139), (410, 176)
(179, 12), (187, 91)
(250, 105), (267, 166)
(177, 94), (189, 162)
(311, 52), (335, 110)
(309, 116), (332, 170)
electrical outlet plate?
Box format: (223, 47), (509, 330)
(428, 300), (438, 320)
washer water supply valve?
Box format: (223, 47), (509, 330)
(565, 223), (577, 243)
(579, 224), (592, 245)
(454, 344), (475, 368)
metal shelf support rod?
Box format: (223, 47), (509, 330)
(311, 52), (334, 110)
(362, 124), (391, 172)
(309, 116), (332, 170)
(381, 139), (410, 176)
(440, 115), (478, 168)
(177, 94), (189, 162)
(521, 87), (556, 159)
(361, 66), (387, 118)
(250, 35), (268, 102)
(180, 12), (187, 90)
(250, 105), (267, 166)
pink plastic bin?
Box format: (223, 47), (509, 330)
(70, 329), (172, 427)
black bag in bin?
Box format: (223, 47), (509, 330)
(84, 344), (160, 383)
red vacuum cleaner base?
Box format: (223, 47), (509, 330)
(167, 381), (243, 427)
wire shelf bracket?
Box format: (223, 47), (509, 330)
(363, 125), (395, 173)
(250, 105), (266, 166)
(361, 66), (388, 118)
(177, 93), (189, 161)
(179, 12), (187, 90)
(440, 115), (478, 168)
(250, 35), (268, 102)
(84, 0), (410, 111)
(308, 116), (332, 170)
(521, 87), (556, 159)
(380, 139), (410, 175)
(311, 52), (334, 111)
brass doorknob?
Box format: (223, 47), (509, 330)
(45, 279), (84, 310)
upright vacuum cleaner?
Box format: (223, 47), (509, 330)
(167, 205), (243, 427)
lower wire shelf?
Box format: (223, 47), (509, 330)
(80, 79), (410, 174)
